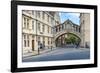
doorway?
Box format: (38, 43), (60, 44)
(32, 40), (34, 51)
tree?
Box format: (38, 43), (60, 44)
(65, 33), (80, 45)
(69, 36), (76, 44)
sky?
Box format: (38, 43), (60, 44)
(59, 12), (80, 25)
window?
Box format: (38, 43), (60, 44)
(48, 26), (49, 33)
(42, 24), (45, 32)
(24, 17), (26, 28)
(27, 40), (29, 47)
(23, 34), (26, 47)
(51, 38), (52, 44)
(23, 17), (30, 29)
(23, 34), (30, 47)
(27, 19), (29, 29)
(49, 27), (51, 33)
(51, 27), (53, 34)
(24, 40), (26, 47)
(83, 20), (85, 24)
(38, 36), (40, 45)
(32, 21), (34, 31)
(24, 34), (26, 39)
(48, 37), (49, 45)
(35, 11), (37, 17)
(38, 22), (40, 31)
(42, 12), (45, 19)
(32, 11), (34, 15)
(37, 11), (40, 18)
(47, 15), (49, 22)
(27, 35), (29, 47)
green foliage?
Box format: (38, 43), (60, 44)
(65, 38), (71, 44)
(65, 33), (80, 44)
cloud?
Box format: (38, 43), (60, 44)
(59, 12), (80, 25)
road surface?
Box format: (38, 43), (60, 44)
(22, 48), (90, 62)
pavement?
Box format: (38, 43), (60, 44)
(22, 47), (90, 62)
(22, 47), (57, 58)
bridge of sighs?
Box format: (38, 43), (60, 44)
(53, 20), (81, 47)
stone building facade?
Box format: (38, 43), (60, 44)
(22, 10), (60, 54)
(80, 13), (90, 48)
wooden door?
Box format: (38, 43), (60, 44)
(32, 40), (34, 51)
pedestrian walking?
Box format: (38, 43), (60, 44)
(39, 43), (43, 50)
(76, 42), (79, 48)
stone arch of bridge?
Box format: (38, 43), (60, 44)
(54, 30), (81, 40)
(54, 32), (81, 47)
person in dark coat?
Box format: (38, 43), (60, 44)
(40, 43), (43, 49)
(76, 42), (79, 48)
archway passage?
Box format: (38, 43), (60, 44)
(55, 33), (81, 48)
